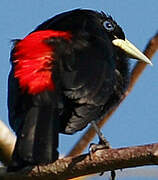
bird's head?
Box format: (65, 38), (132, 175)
(98, 11), (153, 65)
(36, 9), (152, 66)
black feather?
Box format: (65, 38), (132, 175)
(8, 9), (130, 170)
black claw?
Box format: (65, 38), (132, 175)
(111, 170), (116, 180)
(37, 165), (42, 175)
(98, 136), (110, 148)
(89, 143), (107, 153)
(89, 143), (95, 160)
(89, 143), (109, 160)
(99, 171), (105, 176)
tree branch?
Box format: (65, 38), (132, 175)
(1, 143), (158, 180)
(0, 120), (16, 165)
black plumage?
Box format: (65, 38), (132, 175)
(43, 9), (130, 134)
(8, 9), (150, 171)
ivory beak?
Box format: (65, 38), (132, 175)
(112, 38), (152, 66)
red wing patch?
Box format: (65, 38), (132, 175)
(13, 30), (71, 95)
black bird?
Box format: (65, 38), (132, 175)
(8, 9), (152, 171)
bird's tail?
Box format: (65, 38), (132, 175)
(9, 105), (59, 170)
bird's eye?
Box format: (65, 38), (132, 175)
(103, 20), (115, 31)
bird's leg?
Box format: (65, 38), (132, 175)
(91, 121), (110, 148)
(89, 121), (116, 180)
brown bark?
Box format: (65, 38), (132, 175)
(0, 143), (158, 180)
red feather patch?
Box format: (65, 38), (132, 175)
(13, 30), (71, 95)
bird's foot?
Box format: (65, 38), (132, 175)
(90, 121), (116, 180)
(89, 143), (116, 179)
(98, 135), (110, 148)
(89, 143), (107, 160)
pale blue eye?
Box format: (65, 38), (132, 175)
(103, 20), (114, 31)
